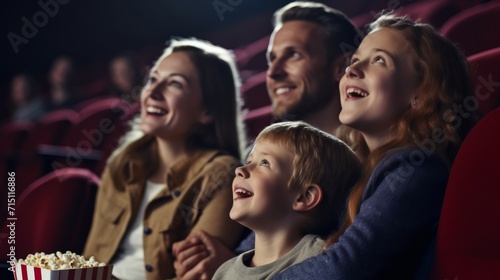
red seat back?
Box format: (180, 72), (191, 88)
(432, 107), (500, 279)
(468, 47), (500, 116)
(0, 168), (100, 259)
(441, 2), (500, 56)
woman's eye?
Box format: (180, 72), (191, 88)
(350, 58), (359, 65)
(148, 76), (157, 84)
(168, 80), (183, 88)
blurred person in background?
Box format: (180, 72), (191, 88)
(46, 56), (82, 111)
(108, 52), (144, 103)
(10, 73), (46, 123)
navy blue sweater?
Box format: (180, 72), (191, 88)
(271, 148), (448, 280)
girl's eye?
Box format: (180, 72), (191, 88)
(374, 56), (385, 64)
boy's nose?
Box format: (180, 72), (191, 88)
(235, 166), (249, 178)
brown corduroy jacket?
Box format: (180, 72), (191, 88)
(83, 149), (243, 280)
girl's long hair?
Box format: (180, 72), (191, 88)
(326, 14), (477, 246)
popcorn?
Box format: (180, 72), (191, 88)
(14, 251), (112, 280)
(17, 251), (106, 270)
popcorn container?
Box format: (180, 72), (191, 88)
(14, 263), (113, 280)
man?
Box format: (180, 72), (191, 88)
(266, 2), (360, 135)
(172, 2), (361, 279)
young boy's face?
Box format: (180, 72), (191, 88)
(230, 138), (298, 230)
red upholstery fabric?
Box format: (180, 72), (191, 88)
(0, 122), (35, 223)
(14, 110), (81, 195)
(19, 109), (80, 157)
(244, 105), (273, 141)
(0, 121), (34, 157)
(441, 1), (500, 56)
(0, 168), (100, 259)
(240, 71), (272, 140)
(395, 0), (461, 28)
(47, 97), (129, 171)
(432, 107), (500, 279)
(241, 71), (270, 111)
(468, 47), (500, 116)
(236, 36), (270, 72)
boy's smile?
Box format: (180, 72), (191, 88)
(229, 139), (297, 230)
(234, 186), (254, 200)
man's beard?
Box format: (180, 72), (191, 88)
(274, 84), (335, 122)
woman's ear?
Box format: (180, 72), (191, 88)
(292, 184), (323, 212)
(199, 111), (214, 125)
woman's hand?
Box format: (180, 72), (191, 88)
(173, 230), (236, 280)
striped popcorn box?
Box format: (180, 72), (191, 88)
(14, 263), (113, 280)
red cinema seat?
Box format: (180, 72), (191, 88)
(0, 168), (99, 259)
(432, 107), (500, 280)
(468, 47), (500, 116)
(14, 109), (81, 195)
(40, 97), (128, 172)
(241, 72), (271, 111)
(441, 1), (500, 56)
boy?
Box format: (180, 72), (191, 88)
(213, 121), (361, 279)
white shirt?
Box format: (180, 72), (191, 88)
(111, 181), (164, 280)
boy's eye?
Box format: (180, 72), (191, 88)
(260, 159), (270, 167)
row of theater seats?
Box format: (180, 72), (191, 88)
(237, 0), (500, 139)
(0, 97), (139, 223)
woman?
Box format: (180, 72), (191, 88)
(83, 38), (247, 280)
(274, 15), (477, 279)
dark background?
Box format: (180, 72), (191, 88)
(0, 0), (420, 121)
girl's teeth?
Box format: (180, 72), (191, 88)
(347, 88), (369, 97)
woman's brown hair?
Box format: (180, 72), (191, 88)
(106, 38), (246, 186)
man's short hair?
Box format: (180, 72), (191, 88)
(273, 1), (361, 61)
